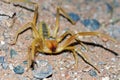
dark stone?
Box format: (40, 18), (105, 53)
(68, 12), (80, 22)
(10, 49), (17, 58)
(33, 60), (53, 79)
(88, 69), (97, 77)
(0, 56), (4, 63)
(13, 65), (24, 74)
(81, 19), (100, 31)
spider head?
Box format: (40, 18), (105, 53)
(45, 38), (58, 52)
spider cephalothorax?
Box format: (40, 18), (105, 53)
(11, 1), (116, 73)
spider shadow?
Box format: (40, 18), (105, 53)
(71, 41), (119, 70)
(80, 41), (119, 56)
(13, 3), (34, 12)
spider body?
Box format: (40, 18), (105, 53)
(11, 1), (116, 73)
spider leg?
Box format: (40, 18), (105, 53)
(27, 38), (43, 71)
(75, 48), (100, 73)
(64, 46), (78, 69)
(53, 7), (76, 38)
(11, 22), (39, 45)
(10, 1), (38, 25)
(57, 30), (88, 50)
(78, 32), (116, 42)
(32, 2), (38, 26)
(62, 31), (116, 48)
(64, 46), (100, 73)
(11, 2), (39, 44)
(57, 30), (74, 42)
(56, 31), (115, 72)
(27, 46), (32, 71)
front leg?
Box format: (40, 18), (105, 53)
(64, 46), (78, 69)
(57, 30), (88, 50)
(75, 48), (100, 73)
(62, 32), (116, 48)
(10, 1), (39, 45)
(27, 39), (38, 71)
(58, 46), (100, 73)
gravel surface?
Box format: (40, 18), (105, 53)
(0, 0), (120, 80)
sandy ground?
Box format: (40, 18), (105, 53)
(0, 0), (120, 80)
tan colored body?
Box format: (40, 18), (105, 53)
(10, 1), (116, 73)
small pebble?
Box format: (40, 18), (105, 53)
(81, 19), (100, 31)
(61, 73), (65, 77)
(113, 0), (120, 7)
(82, 66), (91, 72)
(25, 35), (32, 40)
(0, 56), (4, 63)
(102, 37), (109, 42)
(43, 78), (48, 80)
(33, 60), (53, 79)
(111, 58), (116, 62)
(105, 3), (113, 13)
(3, 31), (10, 39)
(10, 49), (17, 58)
(108, 25), (120, 40)
(2, 62), (8, 70)
(60, 67), (64, 70)
(74, 78), (78, 80)
(98, 61), (106, 65)
(13, 65), (24, 74)
(68, 12), (80, 22)
(1, 43), (9, 52)
(9, 64), (14, 70)
(105, 65), (111, 70)
(88, 69), (97, 77)
(102, 77), (110, 80)
(23, 60), (28, 65)
(0, 41), (5, 45)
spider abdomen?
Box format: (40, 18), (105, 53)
(42, 23), (49, 38)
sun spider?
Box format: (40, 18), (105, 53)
(10, 1), (115, 73)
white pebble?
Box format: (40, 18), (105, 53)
(105, 65), (110, 70)
(9, 64), (14, 70)
(74, 78), (78, 80)
(102, 77), (110, 80)
(60, 67), (64, 70)
(74, 72), (78, 75)
(111, 58), (116, 62)
(43, 78), (48, 80)
(0, 41), (5, 45)
(61, 73), (65, 77)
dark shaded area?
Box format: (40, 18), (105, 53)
(68, 12), (80, 22)
(13, 3), (34, 12)
(67, 40), (119, 56)
(77, 52), (100, 73)
(36, 74), (52, 80)
(31, 61), (37, 70)
(0, 12), (16, 18)
(81, 19), (100, 31)
(82, 41), (119, 56)
(13, 65), (24, 74)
